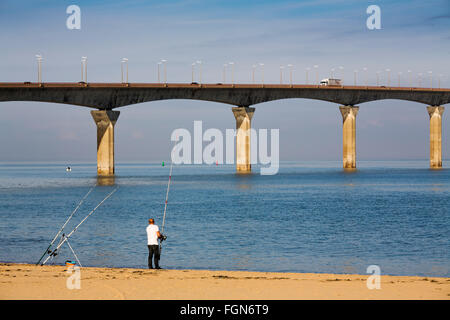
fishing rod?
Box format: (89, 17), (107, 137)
(161, 158), (173, 235)
(159, 146), (175, 251)
(41, 187), (119, 266)
(36, 186), (95, 265)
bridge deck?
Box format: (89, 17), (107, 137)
(1, 82), (449, 109)
(0, 82), (449, 91)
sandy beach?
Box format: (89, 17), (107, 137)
(0, 263), (448, 300)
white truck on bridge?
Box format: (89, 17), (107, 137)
(320, 78), (342, 86)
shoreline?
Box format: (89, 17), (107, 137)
(0, 263), (449, 300)
(1, 260), (449, 279)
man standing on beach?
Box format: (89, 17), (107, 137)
(146, 218), (161, 269)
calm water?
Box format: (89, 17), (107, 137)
(0, 161), (449, 277)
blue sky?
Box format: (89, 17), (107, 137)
(0, 0), (449, 162)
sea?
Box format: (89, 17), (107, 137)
(0, 161), (449, 277)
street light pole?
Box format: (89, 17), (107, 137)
(196, 60), (201, 84)
(259, 63), (264, 85)
(229, 62), (234, 84)
(314, 65), (318, 84)
(223, 64), (227, 83)
(81, 56), (87, 82)
(385, 68), (390, 86)
(280, 65), (284, 84)
(121, 61), (124, 83)
(288, 64), (293, 85)
(354, 69), (358, 85)
(121, 58), (128, 83)
(305, 67), (310, 84)
(35, 55), (43, 84)
(363, 67), (368, 86)
(428, 71), (432, 88)
(191, 62), (195, 83)
(161, 59), (167, 84)
(157, 62), (162, 83)
(252, 64), (256, 84)
(398, 72), (402, 87)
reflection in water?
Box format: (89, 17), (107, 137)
(342, 168), (357, 186)
(235, 173), (254, 190)
(431, 183), (444, 193)
(97, 175), (115, 186)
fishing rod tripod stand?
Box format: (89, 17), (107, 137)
(43, 233), (83, 267)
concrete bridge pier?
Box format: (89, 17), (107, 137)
(91, 110), (120, 176)
(232, 106), (255, 173)
(339, 105), (359, 169)
(427, 106), (445, 168)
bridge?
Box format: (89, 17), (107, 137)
(1, 82), (449, 175)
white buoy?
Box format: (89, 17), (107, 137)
(66, 167), (72, 172)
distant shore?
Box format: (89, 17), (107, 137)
(0, 263), (449, 299)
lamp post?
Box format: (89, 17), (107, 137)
(196, 60), (202, 84)
(385, 68), (390, 86)
(288, 64), (293, 85)
(81, 56), (87, 82)
(161, 59), (167, 84)
(305, 67), (310, 84)
(121, 58), (128, 83)
(252, 64), (256, 84)
(311, 65), (318, 84)
(438, 74), (442, 89)
(223, 64), (227, 83)
(353, 69), (358, 86)
(191, 62), (196, 83)
(229, 62), (234, 84)
(157, 62), (161, 83)
(376, 71), (380, 86)
(259, 63), (264, 85)
(313, 65), (319, 84)
(428, 71), (432, 88)
(398, 71), (402, 87)
(418, 73), (423, 87)
(407, 70), (412, 87)
(35, 54), (43, 84)
(280, 65), (284, 84)
(363, 67), (368, 86)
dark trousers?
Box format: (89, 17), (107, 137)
(148, 245), (160, 268)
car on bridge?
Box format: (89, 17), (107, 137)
(320, 78), (342, 86)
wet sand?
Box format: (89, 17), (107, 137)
(0, 263), (448, 300)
